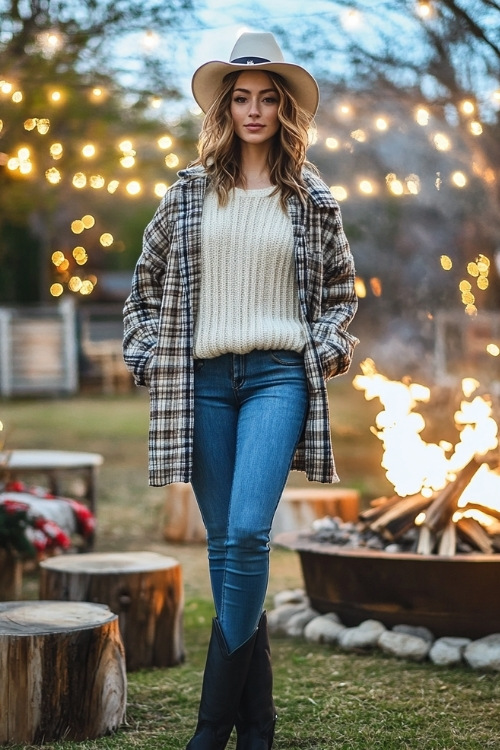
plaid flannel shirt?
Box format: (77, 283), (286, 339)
(123, 166), (358, 486)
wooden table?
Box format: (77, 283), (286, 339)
(0, 449), (103, 548)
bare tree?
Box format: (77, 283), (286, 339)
(272, 1), (500, 320)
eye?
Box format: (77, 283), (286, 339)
(233, 95), (247, 104)
(263, 96), (278, 104)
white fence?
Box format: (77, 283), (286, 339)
(0, 299), (78, 397)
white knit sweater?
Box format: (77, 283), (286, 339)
(193, 186), (306, 359)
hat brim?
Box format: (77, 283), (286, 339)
(191, 60), (319, 117)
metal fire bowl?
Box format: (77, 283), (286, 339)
(275, 531), (500, 639)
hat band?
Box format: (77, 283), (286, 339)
(231, 56), (271, 64)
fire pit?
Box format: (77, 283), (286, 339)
(275, 361), (500, 640)
(275, 530), (500, 639)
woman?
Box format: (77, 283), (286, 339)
(123, 31), (358, 750)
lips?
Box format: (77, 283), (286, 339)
(245, 124), (264, 131)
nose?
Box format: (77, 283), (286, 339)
(248, 97), (261, 117)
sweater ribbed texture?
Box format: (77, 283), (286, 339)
(194, 186), (306, 359)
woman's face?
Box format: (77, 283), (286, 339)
(230, 71), (281, 146)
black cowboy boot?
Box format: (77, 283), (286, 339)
(186, 618), (258, 750)
(235, 612), (277, 750)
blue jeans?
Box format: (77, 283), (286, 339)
(191, 350), (309, 653)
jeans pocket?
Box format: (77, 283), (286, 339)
(270, 350), (305, 366)
(194, 359), (205, 372)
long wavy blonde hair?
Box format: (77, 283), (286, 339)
(193, 70), (317, 209)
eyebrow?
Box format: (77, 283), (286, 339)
(233, 87), (277, 94)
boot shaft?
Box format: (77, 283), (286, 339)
(186, 618), (258, 749)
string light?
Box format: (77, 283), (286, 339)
(68, 276), (83, 292)
(90, 174), (105, 188)
(330, 185), (348, 201)
(351, 129), (366, 142)
(51, 251), (65, 267)
(82, 215), (95, 228)
(120, 154), (135, 168)
(164, 153), (179, 169)
(370, 278), (382, 296)
(341, 9), (362, 30)
(50, 283), (64, 297)
(2, 52), (498, 306)
(82, 144), (96, 157)
(100, 232), (114, 247)
(354, 277), (366, 298)
(433, 133), (451, 151)
(325, 137), (339, 150)
(126, 180), (141, 195)
(50, 142), (63, 159)
(415, 108), (430, 125)
(338, 104), (352, 117)
(389, 179), (404, 195)
(460, 100), (475, 115)
(154, 182), (168, 198)
(142, 30), (160, 50)
(359, 179), (374, 194)
(80, 280), (94, 295)
(375, 117), (388, 131)
(72, 172), (87, 188)
(406, 174), (421, 194)
(451, 171), (467, 187)
(45, 167), (61, 184)
(417, 1), (433, 19)
(158, 136), (173, 149)
(71, 219), (85, 234)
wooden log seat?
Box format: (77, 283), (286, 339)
(163, 483), (361, 542)
(0, 549), (22, 601)
(39, 551), (184, 671)
(163, 482), (206, 543)
(272, 487), (360, 537)
(0, 600), (126, 744)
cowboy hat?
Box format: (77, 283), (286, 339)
(191, 31), (319, 117)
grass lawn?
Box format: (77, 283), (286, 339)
(1, 383), (499, 749)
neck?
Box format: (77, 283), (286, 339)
(238, 143), (272, 189)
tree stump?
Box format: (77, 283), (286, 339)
(163, 482), (206, 543)
(272, 487), (360, 537)
(40, 551), (184, 671)
(0, 600), (126, 744)
(0, 549), (22, 601)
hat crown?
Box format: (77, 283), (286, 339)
(229, 32), (285, 64)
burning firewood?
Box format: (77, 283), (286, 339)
(437, 520), (456, 557)
(359, 495), (404, 523)
(368, 494), (433, 541)
(456, 517), (494, 554)
(422, 457), (482, 532)
(416, 525), (434, 555)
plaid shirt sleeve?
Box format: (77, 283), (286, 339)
(309, 202), (359, 380)
(122, 196), (173, 386)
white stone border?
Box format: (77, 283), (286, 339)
(269, 590), (500, 670)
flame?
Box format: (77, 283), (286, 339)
(353, 359), (498, 498)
